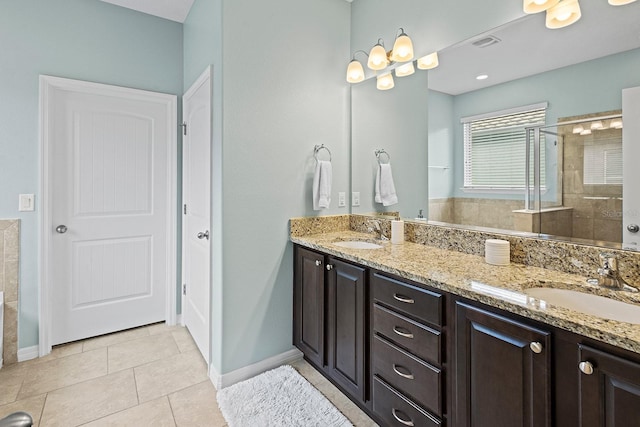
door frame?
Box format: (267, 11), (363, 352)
(38, 75), (178, 356)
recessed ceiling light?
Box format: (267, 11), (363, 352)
(476, 74), (489, 80)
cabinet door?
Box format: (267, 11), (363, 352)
(327, 257), (367, 402)
(293, 246), (326, 368)
(578, 345), (640, 426)
(455, 302), (551, 427)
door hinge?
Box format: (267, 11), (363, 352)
(183, 284), (186, 295)
(180, 122), (187, 136)
(183, 204), (187, 215)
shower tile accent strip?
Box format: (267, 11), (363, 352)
(0, 219), (19, 365)
(290, 215), (640, 353)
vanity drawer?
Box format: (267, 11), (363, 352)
(372, 376), (441, 427)
(373, 335), (442, 417)
(372, 272), (442, 327)
(373, 304), (441, 366)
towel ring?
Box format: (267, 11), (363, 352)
(375, 149), (390, 164)
(314, 144), (332, 162)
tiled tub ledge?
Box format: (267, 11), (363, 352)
(290, 227), (640, 355)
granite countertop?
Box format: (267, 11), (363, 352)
(291, 231), (640, 354)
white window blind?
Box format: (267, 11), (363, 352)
(583, 137), (622, 185)
(463, 106), (546, 190)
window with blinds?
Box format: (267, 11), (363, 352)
(583, 137), (622, 185)
(463, 105), (547, 190)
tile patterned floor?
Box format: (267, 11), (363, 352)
(0, 323), (377, 426)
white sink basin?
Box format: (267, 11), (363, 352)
(333, 240), (383, 250)
(524, 287), (640, 324)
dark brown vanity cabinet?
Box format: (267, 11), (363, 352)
(454, 302), (551, 427)
(293, 246), (326, 368)
(577, 344), (640, 426)
(371, 272), (445, 427)
(293, 246), (368, 405)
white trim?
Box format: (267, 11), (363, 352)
(39, 75), (178, 356)
(209, 348), (304, 390)
(176, 314), (184, 326)
(461, 187), (548, 195)
(18, 345), (40, 362)
(461, 101), (548, 123)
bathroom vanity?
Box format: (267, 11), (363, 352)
(291, 218), (640, 427)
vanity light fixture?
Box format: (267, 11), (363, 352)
(546, 0), (582, 29)
(347, 28), (433, 90)
(609, 0), (637, 5)
(573, 125), (584, 134)
(611, 118), (623, 128)
(377, 73), (395, 90)
(580, 128), (592, 135)
(591, 120), (604, 130)
(417, 52), (439, 70)
(523, 0), (560, 13)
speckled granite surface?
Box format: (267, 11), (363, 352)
(289, 218), (640, 354)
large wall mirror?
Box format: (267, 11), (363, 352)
(351, 0), (640, 250)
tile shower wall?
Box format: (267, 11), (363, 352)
(429, 197), (524, 230)
(0, 219), (19, 365)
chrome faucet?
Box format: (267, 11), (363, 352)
(367, 219), (389, 241)
(595, 253), (639, 292)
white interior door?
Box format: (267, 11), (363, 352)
(182, 67), (212, 363)
(623, 86), (640, 251)
(42, 76), (177, 347)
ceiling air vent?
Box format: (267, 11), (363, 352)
(472, 35), (501, 48)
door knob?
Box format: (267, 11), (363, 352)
(55, 225), (68, 234)
(530, 341), (543, 354)
(196, 230), (209, 240)
(579, 361), (594, 375)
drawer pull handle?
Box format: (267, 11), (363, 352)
(391, 408), (414, 427)
(393, 326), (414, 339)
(393, 293), (415, 304)
(393, 364), (415, 380)
(315, 260), (322, 266)
(579, 361), (594, 375)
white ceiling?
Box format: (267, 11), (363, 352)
(428, 1), (640, 95)
(100, 0), (194, 23)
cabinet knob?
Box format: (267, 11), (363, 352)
(391, 408), (414, 427)
(530, 341), (543, 354)
(315, 260), (322, 266)
(579, 361), (594, 375)
(326, 264), (333, 271)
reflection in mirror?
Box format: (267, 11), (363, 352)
(419, 1), (640, 250)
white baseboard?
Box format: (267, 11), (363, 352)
(209, 347), (303, 390)
(176, 314), (183, 326)
(18, 345), (40, 362)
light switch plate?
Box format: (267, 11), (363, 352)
(19, 194), (35, 212)
(338, 192), (346, 207)
(352, 192), (360, 207)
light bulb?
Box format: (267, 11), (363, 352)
(346, 60), (365, 83)
(580, 129), (592, 136)
(395, 62), (415, 77)
(572, 125), (584, 134)
(417, 52), (439, 70)
(611, 118), (623, 128)
(376, 73), (395, 90)
(367, 43), (388, 70)
(391, 32), (414, 62)
(546, 0), (581, 29)
(591, 120), (603, 130)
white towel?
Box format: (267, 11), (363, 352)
(375, 163), (398, 206)
(313, 160), (332, 210)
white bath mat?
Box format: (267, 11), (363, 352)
(216, 364), (353, 427)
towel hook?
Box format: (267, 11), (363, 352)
(314, 144), (332, 162)
(374, 149), (390, 164)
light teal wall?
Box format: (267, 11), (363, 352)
(427, 90), (455, 200)
(450, 48), (640, 199)
(184, 0), (351, 375)
(183, 0), (224, 373)
(0, 0), (183, 349)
